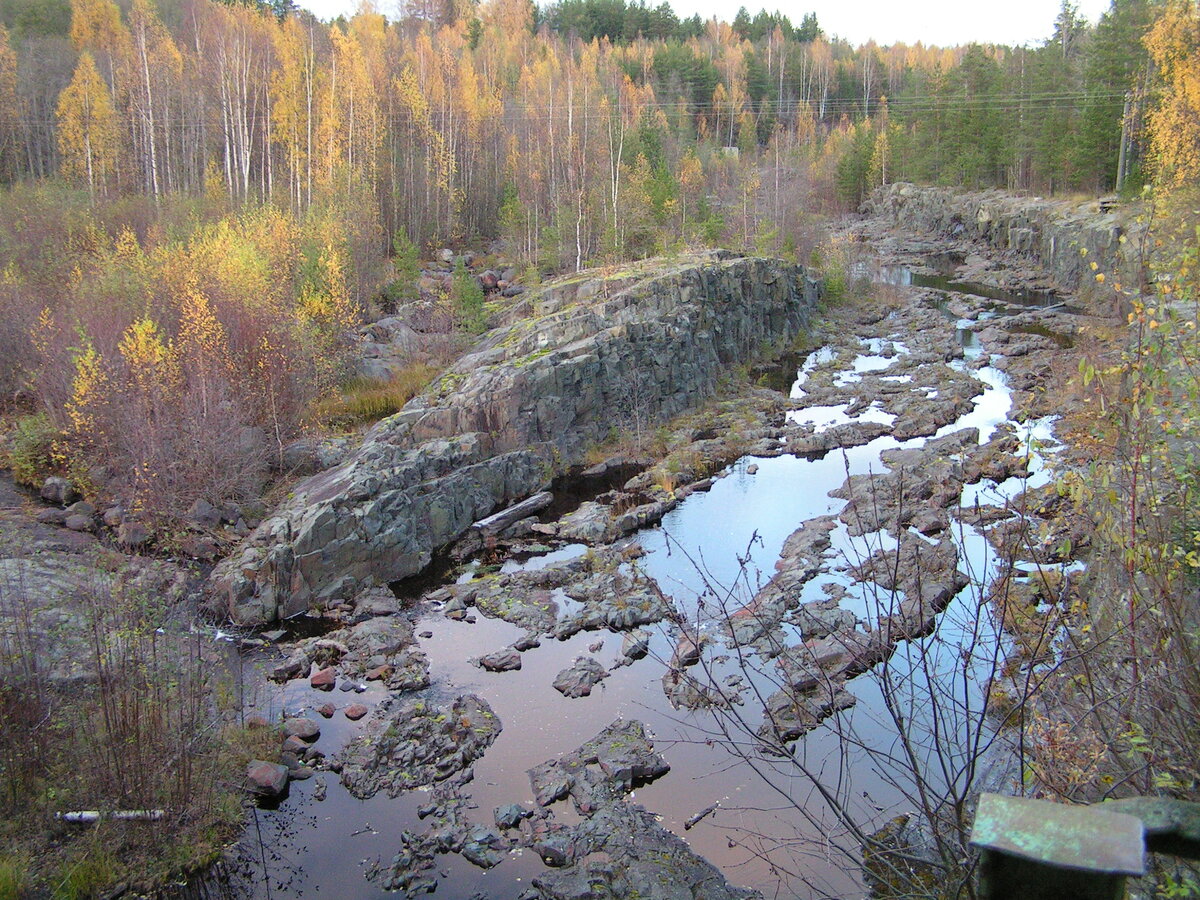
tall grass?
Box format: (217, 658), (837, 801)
(311, 365), (441, 429)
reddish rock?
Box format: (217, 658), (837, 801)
(317, 703), (336, 718)
(282, 717), (320, 740)
(246, 760), (289, 798)
(365, 665), (391, 682)
(281, 735), (308, 754)
(344, 703), (368, 721)
(245, 713), (271, 729)
(310, 667), (336, 690)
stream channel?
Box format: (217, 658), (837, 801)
(234, 267), (1072, 900)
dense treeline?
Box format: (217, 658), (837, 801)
(0, 0), (1192, 526)
(0, 0), (1171, 262)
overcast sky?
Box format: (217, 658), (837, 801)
(295, 0), (1113, 47)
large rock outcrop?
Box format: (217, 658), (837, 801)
(863, 183), (1147, 293)
(209, 252), (818, 625)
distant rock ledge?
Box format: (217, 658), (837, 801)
(208, 251), (820, 626)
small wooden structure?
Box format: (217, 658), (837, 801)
(970, 793), (1145, 900)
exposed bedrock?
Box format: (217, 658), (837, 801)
(863, 182), (1146, 293)
(209, 253), (819, 625)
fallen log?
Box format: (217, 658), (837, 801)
(58, 810), (165, 824)
(471, 492), (553, 537)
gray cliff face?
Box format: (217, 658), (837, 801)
(209, 252), (818, 625)
(864, 183), (1147, 292)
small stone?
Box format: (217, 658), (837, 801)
(670, 633), (703, 668)
(494, 804), (529, 829)
(513, 633), (541, 651)
(344, 703), (368, 721)
(310, 668), (336, 690)
(246, 760), (289, 798)
(534, 833), (573, 867)
(283, 717), (320, 741)
(317, 703), (335, 718)
(420, 631), (434, 639)
(746, 463), (759, 475)
(64, 514), (94, 532)
(552, 657), (609, 699)
(365, 665), (392, 681)
(462, 840), (502, 869)
(65, 500), (95, 518)
(102, 506), (124, 527)
(289, 766), (315, 781)
(477, 648), (522, 672)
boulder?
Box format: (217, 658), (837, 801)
(187, 498), (222, 529)
(40, 477), (78, 506)
(117, 521), (150, 547)
(310, 667), (337, 690)
(282, 717), (320, 741)
(246, 760), (289, 798)
(339, 694), (501, 798)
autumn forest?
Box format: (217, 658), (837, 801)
(0, 0), (1194, 522)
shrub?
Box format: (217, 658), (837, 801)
(2, 413), (58, 487)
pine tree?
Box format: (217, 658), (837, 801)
(450, 258), (485, 334)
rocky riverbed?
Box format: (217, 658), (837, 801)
(209, 211), (1107, 898)
(4, 197), (1116, 899)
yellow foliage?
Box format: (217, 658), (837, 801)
(56, 51), (120, 198)
(119, 315), (173, 390)
(1145, 1), (1200, 187)
(66, 340), (108, 441)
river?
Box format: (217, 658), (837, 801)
(230, 265), (1075, 900)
